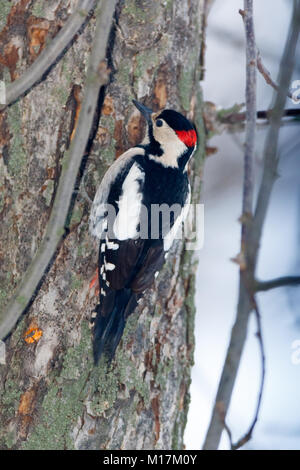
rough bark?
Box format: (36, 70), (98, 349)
(0, 0), (206, 450)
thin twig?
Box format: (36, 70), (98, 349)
(225, 275), (266, 450)
(0, 0), (118, 340)
(203, 0), (300, 450)
(0, 0), (96, 110)
(255, 276), (300, 292)
(256, 49), (295, 101)
(240, 8), (296, 102)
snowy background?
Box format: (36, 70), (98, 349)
(185, 0), (300, 450)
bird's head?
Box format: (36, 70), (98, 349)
(132, 100), (197, 171)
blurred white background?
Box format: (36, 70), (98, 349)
(185, 0), (300, 450)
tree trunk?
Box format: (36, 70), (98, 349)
(0, 0), (206, 450)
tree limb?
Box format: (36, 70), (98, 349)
(240, 1), (256, 242)
(219, 108), (300, 124)
(203, 0), (300, 450)
(225, 275), (266, 450)
(255, 276), (300, 292)
(240, 7), (296, 102)
(0, 0), (118, 340)
(0, 0), (96, 110)
(256, 49), (296, 102)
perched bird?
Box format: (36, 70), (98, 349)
(89, 99), (197, 364)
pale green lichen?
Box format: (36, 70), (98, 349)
(217, 103), (244, 120)
(42, 180), (54, 207)
(67, 205), (84, 230)
(89, 366), (120, 415)
(4, 430), (16, 449)
(0, 286), (8, 311)
(7, 103), (27, 178)
(178, 67), (195, 113)
(115, 60), (131, 88)
(0, 0), (11, 31)
(122, 1), (151, 22)
(61, 56), (73, 83)
(0, 377), (22, 415)
(22, 324), (92, 449)
(97, 115), (117, 173)
(134, 50), (160, 80)
(16, 295), (27, 308)
(51, 86), (70, 107)
(70, 273), (83, 292)
(31, 0), (45, 18)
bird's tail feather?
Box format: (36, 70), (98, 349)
(93, 288), (137, 364)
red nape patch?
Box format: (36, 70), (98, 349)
(175, 129), (197, 147)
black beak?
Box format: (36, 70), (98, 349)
(132, 100), (153, 124)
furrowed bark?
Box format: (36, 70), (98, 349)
(0, 0), (206, 450)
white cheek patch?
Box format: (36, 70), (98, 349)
(113, 163), (145, 240)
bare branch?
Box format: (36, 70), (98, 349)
(240, 1), (256, 242)
(249, 0), (300, 269)
(203, 0), (300, 450)
(0, 0), (96, 110)
(255, 276), (300, 292)
(256, 50), (295, 101)
(219, 107), (300, 124)
(203, 1), (257, 448)
(240, 7), (296, 102)
(225, 276), (266, 450)
(0, 0), (118, 340)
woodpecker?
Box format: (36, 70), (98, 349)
(89, 99), (197, 364)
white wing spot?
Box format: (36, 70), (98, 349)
(106, 240), (119, 250)
(105, 262), (115, 271)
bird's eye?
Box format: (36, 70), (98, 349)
(156, 119), (163, 127)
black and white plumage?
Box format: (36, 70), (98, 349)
(89, 100), (197, 364)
